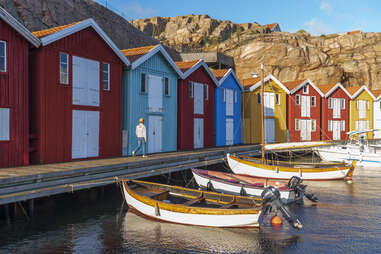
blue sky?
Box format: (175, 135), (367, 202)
(95, 0), (380, 35)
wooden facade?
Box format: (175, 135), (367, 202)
(347, 86), (375, 139)
(0, 8), (40, 168)
(372, 90), (381, 139)
(177, 60), (218, 150)
(319, 83), (351, 141)
(242, 75), (289, 144)
(30, 19), (128, 164)
(121, 45), (182, 156)
(212, 69), (243, 146)
(284, 80), (323, 142)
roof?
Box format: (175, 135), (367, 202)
(176, 60), (219, 86)
(0, 6), (40, 47)
(121, 44), (182, 76)
(32, 18), (130, 66)
(347, 30), (361, 35)
(372, 89), (381, 100)
(283, 79), (324, 97)
(245, 74), (290, 94)
(265, 23), (278, 30)
(211, 69), (243, 91)
(346, 85), (376, 100)
(318, 83), (352, 98)
(283, 80), (306, 91)
(241, 77), (261, 90)
(317, 83), (336, 94)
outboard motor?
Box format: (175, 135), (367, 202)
(287, 176), (318, 203)
(261, 186), (303, 229)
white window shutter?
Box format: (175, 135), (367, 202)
(0, 108), (10, 140)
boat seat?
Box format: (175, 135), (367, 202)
(145, 190), (170, 200)
(219, 203), (237, 209)
(184, 196), (205, 206)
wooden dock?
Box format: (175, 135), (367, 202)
(0, 145), (259, 205)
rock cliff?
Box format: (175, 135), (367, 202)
(133, 15), (381, 89)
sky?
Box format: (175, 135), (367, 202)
(94, 0), (381, 35)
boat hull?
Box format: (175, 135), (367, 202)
(227, 154), (352, 180)
(122, 182), (261, 228)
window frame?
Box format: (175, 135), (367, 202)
(189, 81), (194, 98)
(275, 94), (280, 105)
(0, 108), (10, 141)
(302, 85), (309, 94)
(295, 94), (300, 105)
(204, 84), (208, 100)
(59, 52), (69, 85)
(341, 98), (345, 109)
(295, 119), (300, 131)
(312, 119), (317, 132)
(140, 73), (147, 94)
(311, 96), (316, 107)
(223, 88), (226, 102)
(0, 41), (6, 73)
(257, 93), (261, 104)
(234, 90), (237, 103)
(102, 63), (110, 91)
(164, 77), (170, 96)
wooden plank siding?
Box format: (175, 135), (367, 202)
(349, 89), (374, 139)
(0, 19), (30, 168)
(30, 27), (124, 164)
(122, 52), (179, 156)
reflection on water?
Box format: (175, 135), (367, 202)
(0, 165), (381, 253)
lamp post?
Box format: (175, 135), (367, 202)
(252, 64), (265, 163)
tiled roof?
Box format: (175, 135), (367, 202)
(282, 80), (306, 91)
(371, 89), (381, 98)
(32, 21), (83, 38)
(121, 45), (157, 63)
(317, 83), (337, 94)
(175, 60), (200, 72)
(211, 69), (229, 80)
(241, 77), (261, 89)
(265, 23), (278, 30)
(346, 86), (363, 96)
(347, 30), (361, 35)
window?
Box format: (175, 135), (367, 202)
(341, 98), (345, 109)
(367, 100), (369, 110)
(204, 84), (208, 100)
(341, 120), (345, 131)
(311, 96), (316, 107)
(328, 120), (332, 131)
(257, 93), (261, 104)
(275, 94), (280, 105)
(0, 108), (10, 141)
(0, 41), (6, 72)
(140, 73), (146, 93)
(59, 52), (69, 84)
(234, 90), (237, 103)
(295, 119), (300, 131)
(303, 85), (309, 94)
(164, 77), (170, 96)
(312, 119), (316, 132)
(223, 88), (226, 102)
(189, 81), (194, 98)
(102, 63), (110, 90)
(328, 98), (332, 109)
(296, 94), (300, 105)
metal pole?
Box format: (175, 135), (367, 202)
(261, 64), (265, 163)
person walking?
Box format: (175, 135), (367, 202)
(132, 118), (147, 157)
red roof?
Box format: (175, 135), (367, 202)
(317, 83), (337, 95)
(121, 45), (157, 63)
(32, 21), (83, 38)
(211, 69), (229, 80)
(175, 60), (200, 73)
(241, 77), (261, 89)
(371, 89), (381, 98)
(282, 80), (306, 91)
(265, 23), (278, 30)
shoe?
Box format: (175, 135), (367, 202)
(132, 151), (135, 157)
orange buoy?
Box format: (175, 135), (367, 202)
(271, 215), (283, 226)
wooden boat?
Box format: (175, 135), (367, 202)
(121, 179), (302, 228)
(191, 168), (313, 203)
(227, 153), (356, 181)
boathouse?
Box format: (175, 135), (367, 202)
(372, 90), (381, 138)
(319, 83), (351, 141)
(347, 85), (375, 139)
(0, 7), (40, 168)
(176, 60), (219, 150)
(30, 19), (129, 164)
(212, 69), (243, 146)
(121, 44), (182, 156)
(241, 74), (290, 144)
(283, 79), (324, 142)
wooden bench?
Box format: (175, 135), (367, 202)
(183, 196), (205, 206)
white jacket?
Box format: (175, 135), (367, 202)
(136, 123), (147, 141)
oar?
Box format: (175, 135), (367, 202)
(287, 176), (318, 202)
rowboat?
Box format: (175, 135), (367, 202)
(191, 168), (318, 203)
(227, 153), (356, 181)
(121, 179), (302, 228)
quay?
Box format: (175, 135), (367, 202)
(0, 145), (261, 206)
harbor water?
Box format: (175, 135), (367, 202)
(1, 164), (381, 253)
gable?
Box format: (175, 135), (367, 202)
(184, 65), (217, 87)
(356, 89), (374, 101)
(250, 80), (287, 94)
(219, 74), (241, 90)
(138, 51), (180, 77)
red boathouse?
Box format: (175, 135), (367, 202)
(319, 83), (351, 140)
(0, 7), (40, 168)
(283, 79), (324, 142)
(176, 60), (219, 150)
(30, 19), (130, 164)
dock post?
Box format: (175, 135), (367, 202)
(4, 204), (10, 225)
(28, 199), (34, 217)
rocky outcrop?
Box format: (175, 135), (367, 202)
(133, 15), (381, 89)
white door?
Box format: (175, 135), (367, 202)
(300, 120), (312, 141)
(194, 118), (204, 149)
(194, 83), (204, 114)
(72, 110), (100, 159)
(301, 96), (310, 117)
(72, 56), (100, 106)
(226, 118), (234, 145)
(264, 118), (275, 143)
(226, 89), (234, 116)
(332, 121), (341, 140)
(333, 98), (341, 119)
(148, 115), (162, 153)
(264, 92), (275, 116)
(148, 75), (163, 113)
(374, 101), (381, 138)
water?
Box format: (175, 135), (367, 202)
(1, 166), (381, 253)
